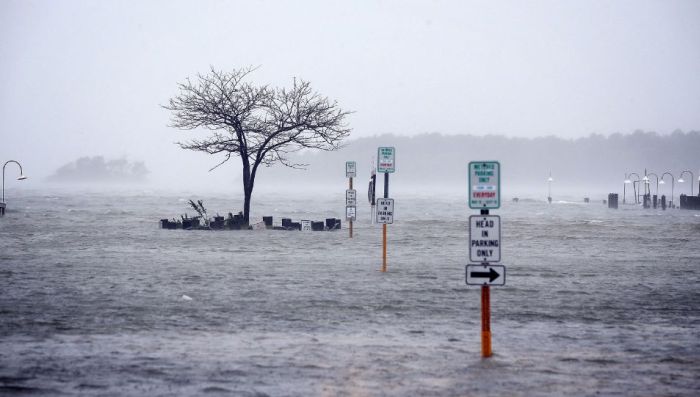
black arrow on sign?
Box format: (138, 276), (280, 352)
(470, 268), (500, 282)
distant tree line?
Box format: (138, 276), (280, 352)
(263, 130), (700, 194)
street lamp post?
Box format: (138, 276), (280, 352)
(625, 172), (641, 204)
(642, 174), (651, 208)
(647, 172), (659, 196)
(660, 172), (675, 208)
(2, 160), (28, 216)
(647, 172), (660, 208)
(678, 170), (694, 196)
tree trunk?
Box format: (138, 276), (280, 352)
(243, 186), (251, 226)
(241, 160), (252, 226)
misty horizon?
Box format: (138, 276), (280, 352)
(18, 130), (697, 201)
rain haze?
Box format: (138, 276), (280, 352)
(1, 1), (700, 396)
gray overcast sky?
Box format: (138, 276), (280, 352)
(1, 0), (699, 184)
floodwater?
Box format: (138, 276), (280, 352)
(1, 190), (699, 396)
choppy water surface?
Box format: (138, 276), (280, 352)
(1, 190), (699, 396)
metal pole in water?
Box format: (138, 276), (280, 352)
(349, 177), (353, 238)
(481, 285), (492, 357)
(384, 172), (389, 199)
(370, 172), (377, 225)
(480, 207), (492, 357)
(2, 160), (28, 215)
(382, 224), (387, 273)
(382, 172), (389, 272)
(370, 158), (376, 224)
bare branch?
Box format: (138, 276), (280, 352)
(208, 152), (232, 172)
(163, 66), (352, 224)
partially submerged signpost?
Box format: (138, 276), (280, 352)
(346, 161), (357, 238)
(377, 147), (395, 272)
(467, 161), (505, 358)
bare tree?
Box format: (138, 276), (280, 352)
(164, 66), (351, 225)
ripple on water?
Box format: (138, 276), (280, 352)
(0, 193), (699, 396)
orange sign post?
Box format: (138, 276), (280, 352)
(377, 147), (395, 272)
(467, 161), (504, 358)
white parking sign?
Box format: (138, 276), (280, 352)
(346, 189), (357, 206)
(376, 198), (394, 224)
(469, 215), (501, 262)
(346, 206), (356, 221)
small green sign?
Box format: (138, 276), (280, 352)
(468, 161), (500, 209)
(345, 161), (356, 178)
(377, 147), (395, 173)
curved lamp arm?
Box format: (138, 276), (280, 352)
(2, 160), (28, 203)
(625, 173), (641, 203)
(660, 172), (675, 205)
(679, 170), (694, 196)
(647, 172), (659, 195)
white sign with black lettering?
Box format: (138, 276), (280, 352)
(301, 220), (312, 231)
(469, 215), (501, 262)
(346, 206), (356, 221)
(346, 189), (357, 206)
(376, 198), (394, 224)
(346, 161), (356, 178)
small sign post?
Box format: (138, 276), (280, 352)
(346, 206), (356, 221)
(346, 189), (357, 207)
(346, 161), (356, 238)
(346, 161), (356, 178)
(301, 220), (312, 231)
(377, 147), (395, 272)
(467, 161), (503, 358)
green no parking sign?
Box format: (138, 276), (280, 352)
(469, 161), (500, 209)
